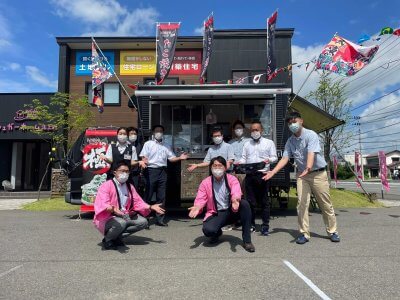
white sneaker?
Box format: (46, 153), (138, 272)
(222, 225), (233, 231)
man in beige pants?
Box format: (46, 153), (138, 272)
(263, 112), (340, 244)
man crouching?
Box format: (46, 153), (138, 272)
(188, 156), (255, 252)
(93, 161), (165, 250)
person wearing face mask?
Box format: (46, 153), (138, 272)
(127, 127), (143, 192)
(187, 126), (235, 172)
(93, 162), (165, 250)
(188, 156), (255, 252)
(139, 125), (188, 226)
(101, 127), (138, 180)
(236, 121), (277, 236)
(263, 112), (340, 245)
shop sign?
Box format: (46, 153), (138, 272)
(1, 109), (56, 133)
(170, 51), (201, 75)
(120, 51), (156, 75)
(75, 51), (115, 76)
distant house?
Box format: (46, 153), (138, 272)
(365, 150), (400, 178)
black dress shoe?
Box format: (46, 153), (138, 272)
(243, 242), (255, 253)
(155, 221), (168, 227)
(209, 236), (220, 244)
(102, 238), (117, 250)
(114, 237), (126, 247)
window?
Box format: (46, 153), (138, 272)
(392, 157), (399, 162)
(85, 82), (121, 105)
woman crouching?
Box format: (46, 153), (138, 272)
(188, 156), (255, 252)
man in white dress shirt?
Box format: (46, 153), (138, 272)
(237, 121), (277, 236)
(139, 125), (188, 226)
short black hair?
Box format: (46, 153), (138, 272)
(285, 111), (302, 123)
(232, 120), (245, 129)
(209, 156), (227, 175)
(113, 161), (130, 172)
(116, 127), (128, 135)
(152, 124), (165, 132)
(127, 127), (139, 134)
(211, 126), (223, 136)
(251, 120), (263, 130)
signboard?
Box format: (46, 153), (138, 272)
(75, 51), (115, 76)
(170, 51), (201, 75)
(120, 50), (156, 75)
(1, 109), (56, 133)
(81, 129), (117, 205)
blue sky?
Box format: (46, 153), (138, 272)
(1, 0), (400, 153)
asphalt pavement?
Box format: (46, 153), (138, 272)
(0, 208), (400, 299)
(335, 181), (400, 200)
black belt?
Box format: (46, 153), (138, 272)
(310, 167), (326, 173)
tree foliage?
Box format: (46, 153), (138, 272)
(306, 72), (352, 169)
(24, 92), (95, 155)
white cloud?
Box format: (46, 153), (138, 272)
(0, 62), (21, 71)
(0, 12), (13, 51)
(25, 66), (58, 89)
(194, 26), (203, 35)
(51, 0), (159, 36)
(0, 79), (31, 93)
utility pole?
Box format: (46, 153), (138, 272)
(353, 116), (364, 180)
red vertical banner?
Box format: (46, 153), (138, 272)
(355, 151), (363, 187)
(266, 10), (278, 81)
(156, 23), (180, 85)
(200, 14), (214, 83)
(378, 151), (390, 192)
(333, 155), (338, 185)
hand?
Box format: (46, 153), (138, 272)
(264, 158), (270, 164)
(231, 199), (240, 212)
(139, 160), (148, 169)
(298, 168), (310, 178)
(142, 157), (149, 164)
(187, 164), (197, 172)
(100, 154), (107, 161)
(113, 207), (125, 217)
(150, 204), (165, 215)
(262, 171), (274, 181)
(180, 152), (189, 160)
(188, 206), (201, 218)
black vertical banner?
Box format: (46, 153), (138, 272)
(266, 11), (278, 81)
(156, 23), (180, 85)
(199, 15), (214, 84)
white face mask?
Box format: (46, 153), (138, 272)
(251, 131), (261, 140)
(213, 136), (223, 145)
(234, 128), (244, 137)
(129, 135), (137, 142)
(116, 172), (129, 184)
(289, 122), (301, 134)
(211, 168), (224, 178)
(154, 132), (163, 140)
(117, 134), (128, 143)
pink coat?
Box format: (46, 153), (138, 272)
(93, 180), (151, 235)
(194, 174), (242, 221)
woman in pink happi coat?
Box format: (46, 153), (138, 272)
(94, 161), (165, 250)
(188, 156), (255, 252)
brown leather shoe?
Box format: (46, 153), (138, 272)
(243, 242), (255, 252)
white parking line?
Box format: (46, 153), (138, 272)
(283, 260), (331, 300)
(0, 265), (23, 278)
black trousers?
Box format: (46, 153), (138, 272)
(245, 172), (270, 229)
(202, 199), (252, 243)
(144, 167), (167, 223)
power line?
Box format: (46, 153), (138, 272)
(350, 86), (400, 111)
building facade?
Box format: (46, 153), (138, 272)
(0, 93), (54, 191)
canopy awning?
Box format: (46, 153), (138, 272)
(288, 94), (345, 133)
(134, 83), (291, 99)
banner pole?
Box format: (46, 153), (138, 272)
(91, 37), (139, 112)
(155, 23), (159, 83)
